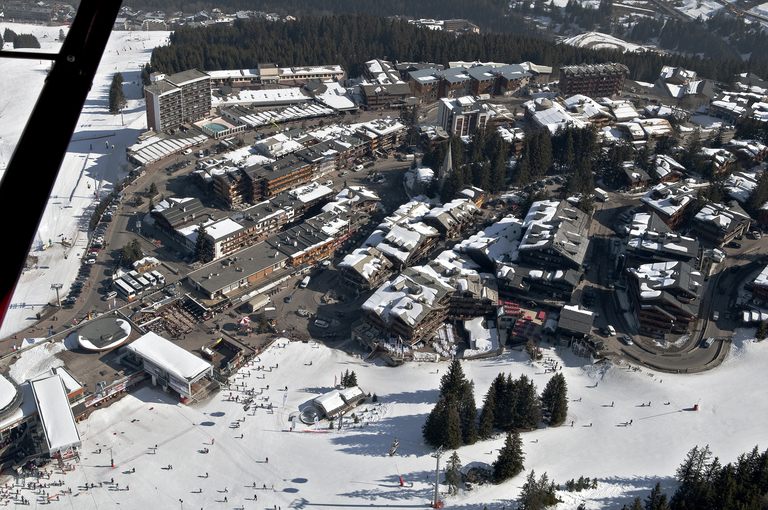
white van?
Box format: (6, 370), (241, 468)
(299, 276), (311, 288)
(607, 325), (616, 336)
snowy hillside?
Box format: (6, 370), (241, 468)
(561, 32), (649, 53)
(0, 23), (170, 338)
(7, 330), (766, 509)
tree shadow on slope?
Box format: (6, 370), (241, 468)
(335, 469), (435, 503)
(378, 389), (439, 405)
(330, 412), (431, 458)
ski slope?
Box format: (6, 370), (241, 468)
(7, 329), (766, 509)
(0, 23), (170, 338)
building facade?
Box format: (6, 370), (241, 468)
(558, 63), (629, 98)
(145, 69), (212, 132)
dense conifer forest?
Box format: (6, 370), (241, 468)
(149, 15), (763, 83)
(124, 0), (527, 34)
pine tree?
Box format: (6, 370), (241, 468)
(444, 403), (463, 449)
(621, 498), (643, 510)
(445, 451), (462, 496)
(459, 381), (478, 445)
(195, 223), (210, 263)
(563, 130), (575, 170)
(478, 386), (496, 439)
(109, 72), (126, 114)
(518, 470), (560, 510)
(425, 359), (477, 447)
(541, 373), (568, 426)
(645, 482), (671, 510)
(423, 398), (449, 448)
(440, 359), (467, 399)
(513, 375), (541, 430)
(493, 431), (525, 483)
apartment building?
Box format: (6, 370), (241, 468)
(627, 260), (703, 335)
(516, 200), (590, 271)
(437, 96), (492, 137)
(145, 69), (212, 132)
(558, 63), (629, 98)
(692, 202), (751, 247)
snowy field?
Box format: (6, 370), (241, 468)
(561, 32), (648, 53)
(0, 23), (170, 338)
(6, 330), (767, 509)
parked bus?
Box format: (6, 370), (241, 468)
(113, 280), (136, 300)
(144, 272), (157, 286)
(122, 276), (143, 293)
(594, 187), (609, 202)
(135, 275), (151, 288)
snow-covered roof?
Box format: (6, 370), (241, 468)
(362, 267), (453, 329)
(205, 217), (244, 241)
(694, 202), (749, 231)
(313, 390), (346, 415)
(30, 374), (81, 454)
(288, 182), (334, 204)
(641, 182), (696, 218)
(653, 154), (685, 179)
(517, 200), (589, 266)
(754, 265), (768, 289)
(725, 171), (761, 203)
(213, 87), (310, 106)
(626, 212), (699, 261)
(628, 260), (702, 301)
(339, 247), (392, 282)
(126, 332), (212, 382)
(313, 81), (357, 111)
(525, 98), (586, 134)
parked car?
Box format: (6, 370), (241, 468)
(620, 335), (634, 346)
(283, 295), (292, 303)
(313, 319), (330, 329)
(727, 241), (742, 249)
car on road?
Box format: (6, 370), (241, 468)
(84, 258), (96, 265)
(712, 311), (719, 321)
(620, 335), (634, 346)
(606, 325), (616, 336)
(296, 308), (310, 317)
(313, 319), (330, 329)
(283, 295), (292, 303)
(702, 337), (715, 348)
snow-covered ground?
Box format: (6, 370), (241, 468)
(7, 329), (767, 509)
(561, 32), (649, 53)
(0, 23), (171, 338)
(674, 0), (723, 19)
